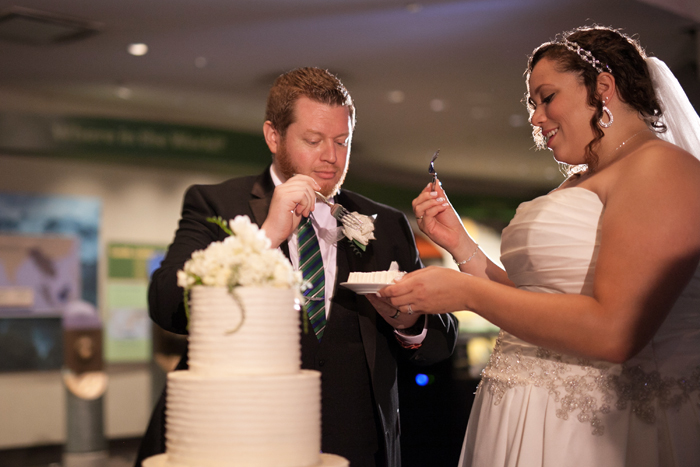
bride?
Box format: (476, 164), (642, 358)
(371, 26), (700, 466)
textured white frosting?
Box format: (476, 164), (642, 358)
(347, 270), (404, 284)
(165, 371), (321, 467)
(144, 286), (348, 467)
(187, 286), (300, 375)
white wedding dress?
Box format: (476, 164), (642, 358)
(459, 187), (700, 467)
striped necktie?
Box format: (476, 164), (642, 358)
(298, 217), (326, 340)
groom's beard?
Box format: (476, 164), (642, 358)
(274, 138), (348, 198)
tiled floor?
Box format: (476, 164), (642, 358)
(0, 438), (139, 467)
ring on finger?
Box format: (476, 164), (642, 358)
(407, 304), (413, 315)
(416, 216), (424, 220)
(391, 309), (401, 319)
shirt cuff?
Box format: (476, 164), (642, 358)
(394, 316), (427, 349)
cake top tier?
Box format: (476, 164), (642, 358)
(187, 286), (301, 376)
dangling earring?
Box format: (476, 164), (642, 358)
(599, 98), (613, 128)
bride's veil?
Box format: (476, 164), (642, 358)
(646, 57), (700, 160)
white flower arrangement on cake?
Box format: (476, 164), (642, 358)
(177, 215), (302, 331)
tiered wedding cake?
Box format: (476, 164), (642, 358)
(143, 216), (348, 467)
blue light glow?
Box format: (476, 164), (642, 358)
(415, 373), (429, 386)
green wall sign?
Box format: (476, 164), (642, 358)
(0, 113), (270, 168)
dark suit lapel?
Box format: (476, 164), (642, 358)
(249, 196), (271, 227)
(248, 167), (290, 258)
(249, 169), (274, 227)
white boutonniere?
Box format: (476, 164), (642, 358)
(342, 212), (376, 253)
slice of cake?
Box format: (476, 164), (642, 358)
(347, 261), (405, 284)
(347, 269), (404, 284)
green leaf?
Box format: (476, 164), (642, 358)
(206, 216), (233, 236)
(183, 288), (191, 330)
(301, 302), (309, 335)
(352, 239), (367, 251)
(225, 288), (246, 334)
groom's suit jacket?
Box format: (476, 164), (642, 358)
(135, 168), (458, 467)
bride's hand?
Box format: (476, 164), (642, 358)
(379, 266), (468, 315)
(412, 178), (469, 255)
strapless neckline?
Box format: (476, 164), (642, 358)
(522, 186), (603, 210)
(500, 186), (604, 296)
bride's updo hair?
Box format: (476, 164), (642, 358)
(525, 25), (664, 172)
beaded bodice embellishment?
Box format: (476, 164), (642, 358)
(480, 332), (700, 436)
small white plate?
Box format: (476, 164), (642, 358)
(340, 282), (391, 295)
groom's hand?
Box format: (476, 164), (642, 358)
(262, 175), (321, 247)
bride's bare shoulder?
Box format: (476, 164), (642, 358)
(610, 138), (700, 208)
(624, 138), (700, 181)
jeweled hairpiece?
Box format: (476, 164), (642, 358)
(561, 38), (612, 74)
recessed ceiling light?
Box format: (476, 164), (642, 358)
(195, 56), (208, 68)
(128, 43), (148, 56)
(387, 90), (405, 103)
(406, 3), (422, 13)
(430, 99), (446, 112)
(116, 87), (132, 99)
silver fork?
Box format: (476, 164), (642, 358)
(428, 149), (440, 190)
(314, 191), (364, 230)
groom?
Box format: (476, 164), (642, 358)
(135, 67), (457, 467)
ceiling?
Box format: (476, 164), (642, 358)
(0, 0), (698, 198)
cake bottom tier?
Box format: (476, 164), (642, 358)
(143, 453), (349, 467)
(163, 369), (323, 467)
